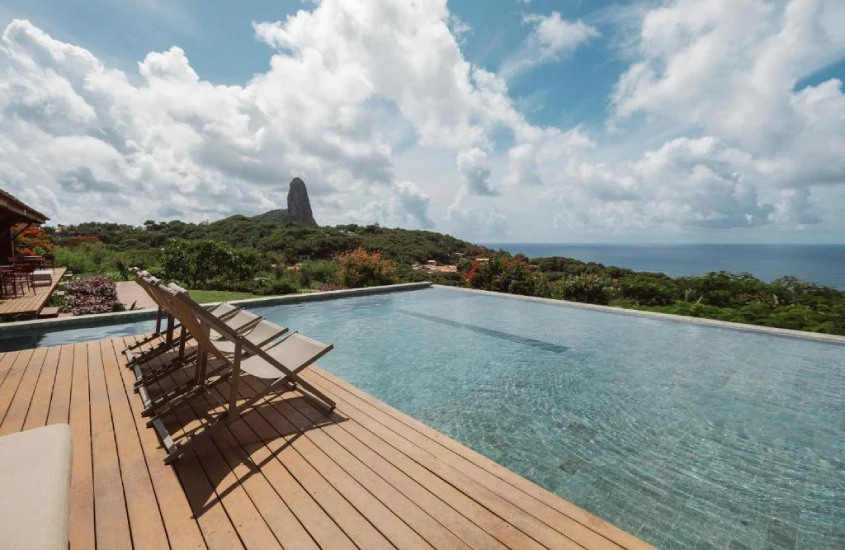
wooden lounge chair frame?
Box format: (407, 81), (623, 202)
(143, 286), (335, 463)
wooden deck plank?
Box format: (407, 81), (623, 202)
(112, 338), (207, 550)
(312, 367), (652, 550)
(302, 372), (587, 550)
(0, 267), (67, 318)
(271, 391), (472, 550)
(158, 367), (396, 550)
(282, 392), (508, 550)
(99, 339), (171, 550)
(308, 369), (633, 549)
(219, 376), (437, 550)
(0, 347), (47, 434)
(0, 348), (35, 420)
(22, 345), (63, 430)
(295, 376), (551, 550)
(165, 359), (357, 550)
(128, 337), (245, 550)
(156, 372), (285, 550)
(68, 343), (96, 550)
(0, 349), (21, 386)
(46, 342), (74, 426)
(0, 336), (651, 550)
(88, 341), (134, 549)
(163, 368), (322, 550)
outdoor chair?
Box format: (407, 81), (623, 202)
(134, 282), (288, 392)
(11, 265), (34, 294)
(145, 285), (334, 464)
(137, 282), (289, 414)
(124, 269), (245, 367)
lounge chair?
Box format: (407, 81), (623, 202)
(125, 272), (248, 369)
(146, 285), (334, 464)
(132, 281), (286, 400)
(123, 269), (244, 365)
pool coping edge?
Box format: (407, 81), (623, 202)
(435, 285), (845, 346)
(0, 282), (432, 336)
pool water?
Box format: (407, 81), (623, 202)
(6, 287), (845, 548)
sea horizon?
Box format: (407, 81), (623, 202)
(484, 242), (845, 289)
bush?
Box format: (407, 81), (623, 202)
(336, 248), (397, 288)
(619, 277), (678, 306)
(463, 254), (541, 296)
(550, 274), (611, 305)
(254, 276), (300, 296)
(63, 276), (121, 315)
(297, 260), (338, 287)
(55, 245), (101, 274)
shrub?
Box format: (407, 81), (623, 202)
(463, 254), (541, 296)
(336, 248), (397, 288)
(259, 278), (300, 295)
(619, 277), (678, 306)
(63, 276), (121, 315)
(297, 260), (339, 287)
(550, 274), (611, 305)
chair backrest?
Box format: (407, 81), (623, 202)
(169, 290), (238, 364)
(135, 274), (170, 313)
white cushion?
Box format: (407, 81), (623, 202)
(0, 424), (72, 550)
(32, 270), (53, 282)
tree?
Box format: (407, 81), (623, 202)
(162, 239), (260, 288)
(13, 224), (55, 256)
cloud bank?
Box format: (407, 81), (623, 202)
(0, 0), (843, 242)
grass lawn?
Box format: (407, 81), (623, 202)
(188, 289), (258, 304)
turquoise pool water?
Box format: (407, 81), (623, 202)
(4, 287), (845, 548)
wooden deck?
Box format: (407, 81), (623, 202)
(0, 267), (67, 318)
(0, 335), (653, 550)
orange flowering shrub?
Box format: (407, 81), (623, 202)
(336, 248), (397, 288)
(13, 224), (55, 256)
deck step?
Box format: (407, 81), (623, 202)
(38, 307), (60, 319)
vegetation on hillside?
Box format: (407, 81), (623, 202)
(34, 216), (845, 334)
(463, 253), (845, 335)
(52, 218), (481, 265)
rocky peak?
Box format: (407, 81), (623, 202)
(287, 177), (317, 226)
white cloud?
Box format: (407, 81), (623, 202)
(500, 11), (599, 79)
(1, 0), (844, 242)
(348, 180), (434, 228)
(457, 147), (496, 196)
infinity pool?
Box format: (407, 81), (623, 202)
(5, 287), (845, 548)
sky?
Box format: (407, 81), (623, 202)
(1, 0), (844, 244)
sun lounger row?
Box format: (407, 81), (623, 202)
(124, 268), (335, 464)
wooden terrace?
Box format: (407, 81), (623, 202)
(0, 335), (653, 549)
(0, 267), (66, 319)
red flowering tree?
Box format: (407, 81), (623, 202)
(463, 253), (545, 296)
(336, 248), (397, 288)
(13, 224), (55, 256)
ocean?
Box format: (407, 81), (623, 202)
(484, 244), (845, 289)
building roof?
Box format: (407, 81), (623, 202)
(0, 189), (49, 225)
